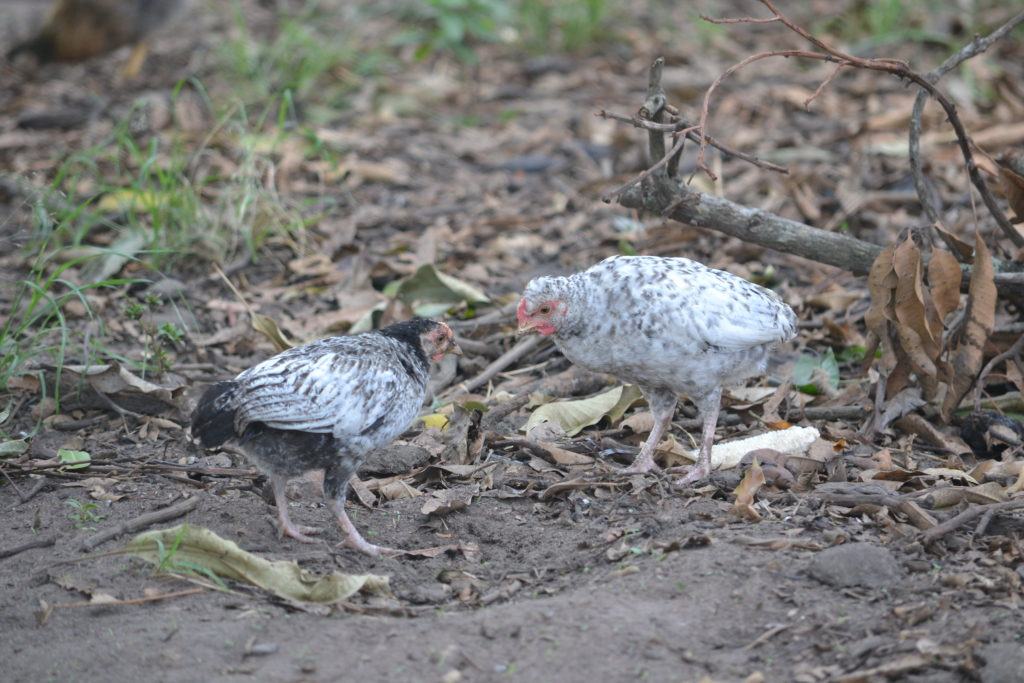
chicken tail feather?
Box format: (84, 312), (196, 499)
(191, 381), (240, 448)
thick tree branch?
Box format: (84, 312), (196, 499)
(608, 58), (1024, 294)
(618, 182), (881, 275)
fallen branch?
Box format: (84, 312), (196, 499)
(920, 497), (1024, 544)
(609, 63), (1024, 292)
(0, 534), (57, 561)
(80, 497), (199, 552)
(618, 182), (882, 274)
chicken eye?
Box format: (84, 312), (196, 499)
(538, 304), (552, 315)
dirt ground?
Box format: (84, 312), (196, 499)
(2, 1), (1024, 682)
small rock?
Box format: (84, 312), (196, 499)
(398, 583), (451, 605)
(362, 443), (433, 476)
(807, 542), (902, 588)
(980, 643), (1024, 683)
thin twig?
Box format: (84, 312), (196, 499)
(595, 110), (788, 174)
(697, 48), (843, 178)
(921, 498), (1024, 544)
(0, 534), (56, 560)
(804, 62), (846, 109)
(15, 478), (48, 505)
(80, 497), (199, 551)
(973, 333), (1024, 411)
(701, 14), (781, 25)
(447, 301), (518, 330)
(974, 506), (998, 537)
(601, 129), (694, 202)
(0, 466), (25, 500)
(910, 11), (1024, 251)
(443, 335), (546, 398)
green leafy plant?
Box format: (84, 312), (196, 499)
(66, 499), (104, 529)
(0, 241), (132, 394)
(118, 296), (186, 378)
(153, 525), (228, 590)
(792, 348), (840, 395)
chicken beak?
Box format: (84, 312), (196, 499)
(516, 321), (537, 335)
(449, 341), (463, 356)
(515, 298), (532, 335)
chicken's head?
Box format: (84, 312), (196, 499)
(517, 276), (567, 336)
(422, 321), (462, 362)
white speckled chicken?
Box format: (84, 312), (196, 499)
(517, 255), (796, 484)
(191, 318), (461, 556)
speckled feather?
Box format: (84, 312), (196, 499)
(522, 255), (797, 402)
(191, 320), (437, 486)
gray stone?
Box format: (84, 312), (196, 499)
(362, 443), (433, 476)
(807, 542), (902, 588)
(980, 643), (1024, 683)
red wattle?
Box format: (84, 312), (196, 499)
(516, 298), (528, 324)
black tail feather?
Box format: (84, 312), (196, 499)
(191, 381), (240, 449)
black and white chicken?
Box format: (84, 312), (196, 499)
(517, 255), (796, 484)
(191, 318), (461, 556)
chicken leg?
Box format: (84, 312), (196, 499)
(325, 460), (398, 557)
(271, 475), (321, 543)
(622, 387), (677, 474)
(674, 388), (722, 486)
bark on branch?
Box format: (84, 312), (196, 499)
(608, 55), (1024, 294)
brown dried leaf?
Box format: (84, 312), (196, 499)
(894, 324), (938, 379)
(865, 244), (897, 342)
(927, 249), (962, 321)
(732, 458), (766, 521)
(421, 487), (476, 516)
(892, 237), (937, 353)
(378, 480), (421, 501)
(621, 411), (655, 434)
(941, 234), (997, 422)
(536, 441), (594, 466)
(896, 413), (971, 454)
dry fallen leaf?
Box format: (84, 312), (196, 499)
(941, 233), (996, 421)
(125, 525), (390, 603)
(252, 313), (297, 352)
(732, 459), (766, 521)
